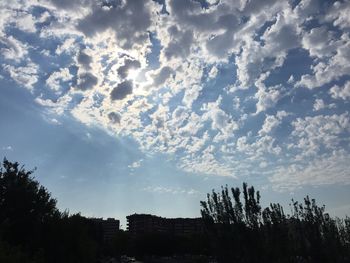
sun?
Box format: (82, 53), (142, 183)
(127, 68), (141, 81)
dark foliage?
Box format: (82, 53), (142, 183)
(200, 183), (350, 263)
(128, 232), (210, 259)
(1, 158), (349, 262)
(0, 159), (102, 263)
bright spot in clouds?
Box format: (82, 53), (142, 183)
(127, 68), (141, 82)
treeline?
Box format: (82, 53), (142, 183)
(0, 159), (108, 263)
(200, 183), (350, 262)
(109, 231), (211, 260)
(0, 159), (209, 262)
(1, 158), (350, 262)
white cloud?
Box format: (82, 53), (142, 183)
(2, 146), (13, 151)
(15, 12), (37, 33)
(4, 62), (39, 91)
(128, 159), (143, 169)
(182, 84), (202, 108)
(46, 68), (72, 92)
(254, 74), (282, 113)
(297, 33), (350, 89)
(260, 10), (300, 55)
(0, 36), (28, 62)
(325, 1), (350, 30)
(185, 132), (209, 154)
(55, 38), (77, 55)
(49, 118), (62, 125)
(236, 135), (282, 157)
(312, 98), (336, 111)
(202, 97), (239, 140)
(178, 146), (235, 177)
(270, 151), (350, 191)
(259, 111), (288, 136)
(330, 81), (350, 100)
(208, 65), (218, 79)
(301, 26), (336, 58)
(143, 185), (200, 195)
(313, 98), (326, 111)
(38, 11), (51, 23)
(235, 3), (298, 87)
(255, 87), (281, 114)
(177, 112), (204, 136)
(35, 94), (72, 115)
(291, 113), (350, 156)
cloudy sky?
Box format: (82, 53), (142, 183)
(1, 0), (350, 226)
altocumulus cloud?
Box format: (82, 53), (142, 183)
(111, 81), (133, 101)
(108, 112), (121, 124)
(76, 72), (98, 91)
(1, 0), (350, 191)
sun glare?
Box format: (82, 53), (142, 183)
(127, 68), (140, 81)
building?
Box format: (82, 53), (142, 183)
(168, 217), (204, 236)
(91, 217), (120, 241)
(126, 214), (166, 235)
(126, 214), (204, 236)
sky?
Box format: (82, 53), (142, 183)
(1, 0), (350, 228)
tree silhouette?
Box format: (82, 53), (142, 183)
(0, 159), (101, 262)
(1, 159), (350, 262)
(0, 158), (60, 257)
(201, 183), (350, 262)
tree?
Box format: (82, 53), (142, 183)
(200, 183), (350, 262)
(200, 183), (261, 228)
(0, 158), (101, 263)
(200, 183), (263, 262)
(0, 158), (60, 251)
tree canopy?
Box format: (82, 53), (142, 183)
(0, 159), (101, 263)
(200, 183), (350, 262)
(0, 158), (59, 222)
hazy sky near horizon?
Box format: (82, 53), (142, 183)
(1, 0), (350, 226)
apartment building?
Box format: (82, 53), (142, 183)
(126, 214), (204, 236)
(91, 217), (120, 241)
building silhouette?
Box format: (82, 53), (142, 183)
(126, 214), (204, 236)
(91, 218), (120, 241)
